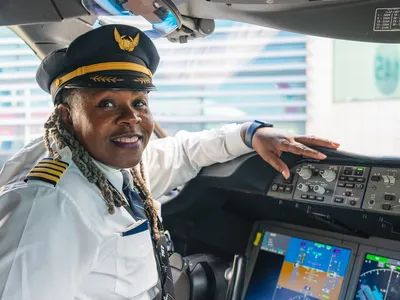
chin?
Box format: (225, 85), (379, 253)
(113, 159), (141, 169)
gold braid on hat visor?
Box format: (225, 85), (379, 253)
(50, 62), (153, 96)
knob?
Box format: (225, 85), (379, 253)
(313, 185), (326, 195)
(320, 169), (336, 182)
(297, 183), (309, 193)
(296, 167), (312, 180)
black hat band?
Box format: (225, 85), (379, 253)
(50, 61), (153, 97)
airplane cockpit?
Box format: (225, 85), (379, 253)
(1, 0), (400, 299)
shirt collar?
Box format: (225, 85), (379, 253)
(92, 159), (132, 194)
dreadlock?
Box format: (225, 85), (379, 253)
(43, 88), (160, 239)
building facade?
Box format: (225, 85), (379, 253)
(0, 20), (309, 168)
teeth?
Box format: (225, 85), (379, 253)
(114, 136), (139, 143)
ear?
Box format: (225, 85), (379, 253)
(57, 104), (73, 125)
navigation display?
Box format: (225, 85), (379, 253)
(354, 254), (400, 300)
(245, 231), (352, 300)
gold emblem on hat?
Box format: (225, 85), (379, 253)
(134, 78), (151, 84)
(114, 28), (139, 52)
(90, 75), (124, 83)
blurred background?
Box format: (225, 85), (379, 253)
(1, 18), (400, 169)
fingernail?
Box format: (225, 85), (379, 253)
(319, 153), (327, 159)
(332, 142), (340, 147)
(282, 170), (290, 179)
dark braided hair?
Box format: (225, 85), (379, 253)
(43, 89), (160, 238)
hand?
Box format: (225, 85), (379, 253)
(241, 124), (340, 179)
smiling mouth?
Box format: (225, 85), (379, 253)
(111, 135), (142, 149)
(113, 136), (140, 143)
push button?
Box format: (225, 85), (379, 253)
(344, 168), (353, 175)
(285, 186), (293, 193)
(355, 184), (364, 189)
(388, 176), (396, 185)
(278, 185), (285, 192)
(271, 184), (278, 191)
(308, 195), (316, 200)
(382, 204), (392, 210)
(345, 183), (354, 188)
(339, 176), (347, 181)
(338, 182), (345, 187)
(301, 194), (308, 199)
(348, 177), (356, 182)
(371, 175), (380, 182)
(334, 197), (344, 203)
(355, 169), (364, 176)
(384, 194), (395, 201)
(283, 173), (294, 184)
(356, 177), (365, 183)
(316, 196), (324, 201)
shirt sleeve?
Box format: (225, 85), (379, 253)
(143, 123), (254, 199)
(0, 184), (101, 300)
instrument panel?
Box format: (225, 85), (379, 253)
(267, 162), (400, 215)
(243, 222), (400, 300)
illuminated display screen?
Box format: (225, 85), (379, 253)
(354, 253), (400, 300)
(245, 231), (352, 300)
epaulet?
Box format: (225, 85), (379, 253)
(24, 158), (70, 187)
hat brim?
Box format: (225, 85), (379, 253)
(54, 71), (156, 104)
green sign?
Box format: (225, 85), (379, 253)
(374, 45), (400, 95)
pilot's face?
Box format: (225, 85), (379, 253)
(59, 89), (154, 169)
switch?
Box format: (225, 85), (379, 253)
(382, 175), (390, 184)
(296, 167), (312, 180)
(384, 194), (395, 201)
(334, 197), (344, 203)
(297, 183), (309, 193)
(320, 169), (336, 182)
(371, 175), (380, 182)
(382, 204), (392, 210)
(388, 176), (396, 184)
(313, 185), (326, 195)
(271, 184), (278, 191)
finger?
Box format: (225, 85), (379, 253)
(258, 150), (290, 179)
(295, 135), (340, 149)
(279, 140), (327, 160)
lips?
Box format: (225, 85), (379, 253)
(111, 133), (142, 149)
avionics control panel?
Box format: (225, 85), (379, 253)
(267, 163), (400, 215)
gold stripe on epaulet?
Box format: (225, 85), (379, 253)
(24, 158), (69, 187)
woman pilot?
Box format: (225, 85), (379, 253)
(0, 24), (339, 300)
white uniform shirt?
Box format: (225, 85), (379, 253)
(0, 124), (253, 300)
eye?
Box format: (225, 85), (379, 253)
(97, 99), (116, 108)
(132, 99), (147, 108)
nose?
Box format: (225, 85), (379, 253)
(116, 106), (142, 126)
